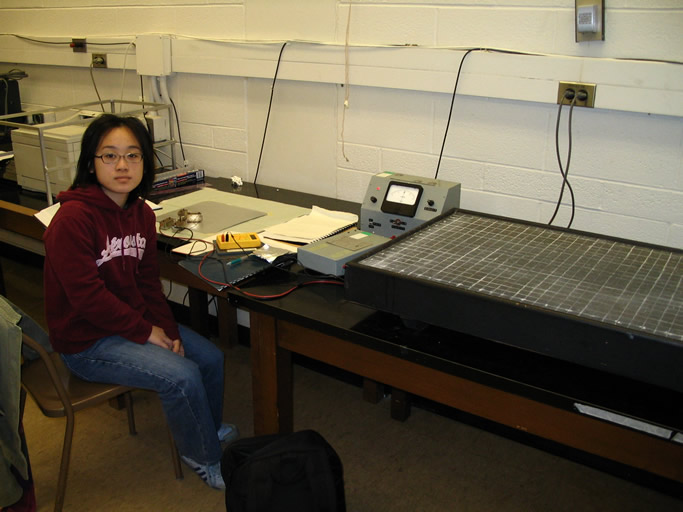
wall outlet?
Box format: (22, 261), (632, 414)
(557, 81), (596, 108)
(92, 54), (107, 68)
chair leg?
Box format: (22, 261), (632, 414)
(124, 391), (137, 435)
(167, 425), (183, 480)
(54, 411), (75, 512)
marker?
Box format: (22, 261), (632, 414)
(228, 255), (250, 266)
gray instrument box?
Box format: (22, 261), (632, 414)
(360, 172), (461, 238)
(297, 229), (390, 276)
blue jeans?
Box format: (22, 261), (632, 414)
(61, 325), (224, 465)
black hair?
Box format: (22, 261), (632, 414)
(72, 113), (155, 207)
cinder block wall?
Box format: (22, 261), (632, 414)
(1, 0), (681, 248)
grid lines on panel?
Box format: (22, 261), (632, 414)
(359, 212), (683, 343)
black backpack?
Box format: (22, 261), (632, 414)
(221, 430), (346, 512)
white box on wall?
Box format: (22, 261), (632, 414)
(136, 34), (172, 76)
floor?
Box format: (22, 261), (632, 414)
(3, 244), (683, 512)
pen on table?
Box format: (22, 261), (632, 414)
(228, 255), (250, 266)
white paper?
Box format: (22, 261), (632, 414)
(33, 203), (61, 228)
(260, 206), (358, 244)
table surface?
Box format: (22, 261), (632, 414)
(3, 177), (682, 422)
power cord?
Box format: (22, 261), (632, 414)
(88, 60), (104, 111)
(548, 88), (586, 229)
(168, 96), (186, 162)
(253, 41), (288, 194)
(434, 47), (531, 181)
(434, 48), (475, 179)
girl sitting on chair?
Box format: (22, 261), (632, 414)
(43, 113), (237, 490)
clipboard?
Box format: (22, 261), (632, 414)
(179, 254), (270, 290)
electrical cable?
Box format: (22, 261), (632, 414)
(548, 93), (578, 228)
(8, 35), (71, 45)
(159, 225), (211, 257)
(168, 96), (186, 162)
(6, 34), (133, 47)
(88, 61), (105, 111)
(340, 0), (353, 162)
(434, 48), (476, 180)
(0, 69), (28, 81)
(253, 41), (288, 192)
(119, 40), (136, 110)
(5, 33), (682, 66)
(137, 80), (168, 169)
(220, 231), (251, 255)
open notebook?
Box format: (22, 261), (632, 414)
(260, 206), (358, 245)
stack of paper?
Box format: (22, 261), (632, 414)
(260, 206), (358, 244)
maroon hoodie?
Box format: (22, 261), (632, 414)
(43, 184), (179, 354)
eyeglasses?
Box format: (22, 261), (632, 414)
(94, 152), (143, 165)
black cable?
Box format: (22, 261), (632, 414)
(11, 35), (70, 45)
(222, 231), (251, 255)
(253, 41), (288, 193)
(433, 47), (532, 181)
(0, 69), (28, 81)
(548, 95), (577, 228)
(434, 48), (476, 180)
(138, 84), (167, 170)
(564, 99), (577, 229)
(9, 34), (132, 47)
(87, 42), (136, 47)
(168, 96), (186, 162)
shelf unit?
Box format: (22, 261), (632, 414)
(0, 99), (176, 205)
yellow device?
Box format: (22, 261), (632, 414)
(216, 232), (262, 251)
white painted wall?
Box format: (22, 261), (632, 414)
(1, 1), (682, 248)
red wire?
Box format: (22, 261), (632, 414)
(196, 250), (343, 300)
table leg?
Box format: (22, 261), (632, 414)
(250, 311), (293, 435)
(390, 388), (412, 421)
(216, 296), (238, 348)
(362, 378), (384, 404)
(188, 287), (210, 337)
